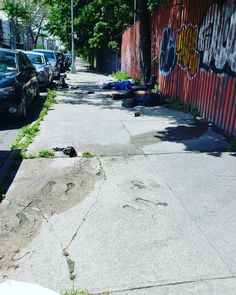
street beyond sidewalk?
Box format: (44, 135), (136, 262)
(0, 59), (236, 294)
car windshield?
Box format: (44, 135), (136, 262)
(0, 51), (17, 73)
(39, 51), (55, 60)
(27, 54), (44, 65)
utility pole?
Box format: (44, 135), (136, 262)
(71, 0), (76, 73)
(134, 0), (137, 24)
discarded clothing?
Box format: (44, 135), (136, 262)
(122, 92), (164, 108)
(102, 79), (135, 90)
(53, 146), (77, 157)
(126, 75), (157, 92)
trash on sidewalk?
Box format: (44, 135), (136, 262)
(120, 91), (164, 108)
(70, 85), (80, 89)
(56, 74), (69, 89)
(53, 146), (77, 157)
(102, 79), (135, 90)
(134, 112), (141, 117)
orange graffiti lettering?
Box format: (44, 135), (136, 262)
(176, 24), (200, 78)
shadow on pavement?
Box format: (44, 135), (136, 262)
(56, 83), (231, 157)
(0, 149), (22, 202)
(0, 94), (47, 202)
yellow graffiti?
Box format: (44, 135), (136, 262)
(176, 24), (200, 78)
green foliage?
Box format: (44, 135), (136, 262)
(82, 151), (94, 158)
(11, 90), (57, 158)
(227, 139), (236, 152)
(63, 291), (89, 295)
(38, 149), (55, 158)
(44, 0), (134, 58)
(147, 0), (169, 13)
(112, 71), (131, 80)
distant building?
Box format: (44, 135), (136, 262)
(0, 10), (11, 48)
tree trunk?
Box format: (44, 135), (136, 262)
(137, 0), (151, 84)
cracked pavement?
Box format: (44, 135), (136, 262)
(0, 59), (236, 294)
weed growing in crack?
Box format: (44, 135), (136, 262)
(227, 138), (236, 152)
(82, 151), (94, 158)
(38, 149), (55, 158)
(63, 274), (90, 295)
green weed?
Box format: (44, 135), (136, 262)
(227, 139), (236, 152)
(112, 71), (130, 80)
(38, 149), (55, 158)
(11, 90), (57, 158)
(82, 151), (94, 158)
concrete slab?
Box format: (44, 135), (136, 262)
(63, 156), (231, 293)
(0, 157), (104, 281)
(2, 221), (69, 293)
(147, 153), (236, 274)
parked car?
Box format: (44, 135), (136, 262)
(0, 48), (39, 118)
(33, 49), (60, 79)
(25, 51), (53, 89)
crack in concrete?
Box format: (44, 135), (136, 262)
(62, 158), (107, 275)
(91, 275), (236, 295)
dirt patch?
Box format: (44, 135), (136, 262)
(0, 157), (104, 271)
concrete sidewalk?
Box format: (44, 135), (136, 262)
(0, 59), (236, 294)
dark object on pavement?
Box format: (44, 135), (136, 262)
(87, 91), (94, 94)
(58, 74), (69, 88)
(127, 75), (157, 92)
(102, 79), (135, 90)
(53, 146), (77, 157)
(112, 93), (134, 100)
(134, 112), (141, 117)
(70, 85), (79, 89)
(122, 92), (164, 108)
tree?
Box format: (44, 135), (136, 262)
(1, 0), (48, 48)
(44, 0), (133, 62)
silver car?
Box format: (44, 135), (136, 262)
(25, 51), (53, 89)
(33, 49), (60, 79)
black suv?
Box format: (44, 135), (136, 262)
(0, 48), (39, 118)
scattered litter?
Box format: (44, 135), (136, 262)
(56, 74), (69, 89)
(122, 92), (164, 108)
(53, 146), (77, 157)
(102, 79), (135, 90)
(134, 112), (141, 117)
(70, 85), (80, 89)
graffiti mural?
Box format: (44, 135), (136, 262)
(176, 24), (200, 79)
(159, 26), (177, 76)
(198, 0), (236, 76)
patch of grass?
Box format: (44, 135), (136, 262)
(166, 97), (200, 117)
(112, 71), (131, 80)
(227, 139), (236, 152)
(63, 291), (89, 295)
(38, 149), (55, 158)
(82, 151), (94, 158)
(11, 90), (57, 158)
